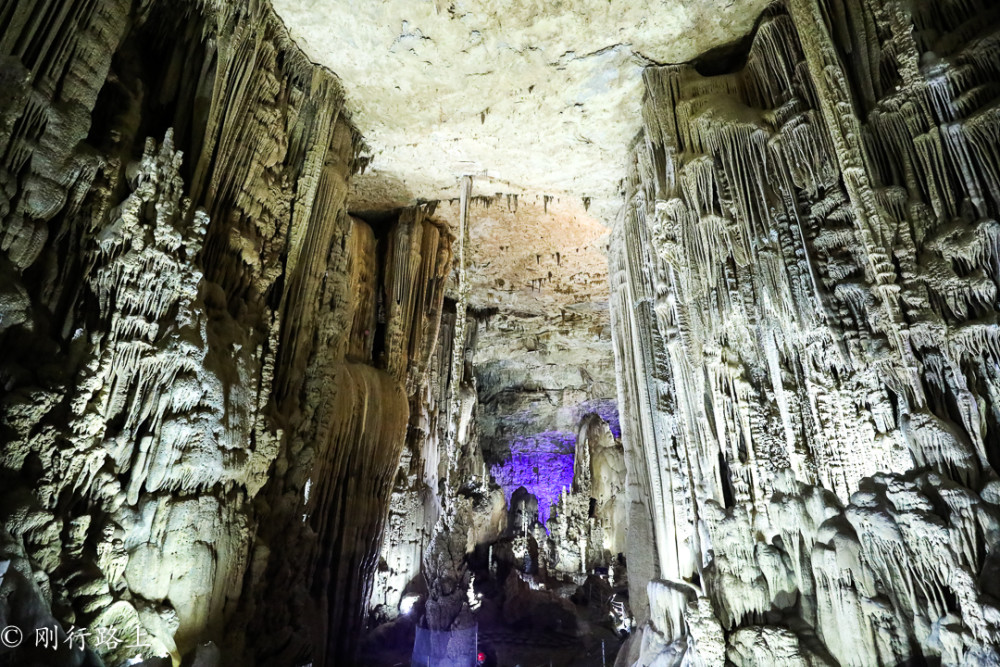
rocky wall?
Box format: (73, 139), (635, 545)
(610, 0), (1000, 664)
(0, 2), (451, 665)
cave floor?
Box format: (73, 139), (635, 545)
(476, 628), (623, 667)
(361, 599), (625, 667)
(361, 627), (623, 667)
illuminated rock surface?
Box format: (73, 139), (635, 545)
(272, 0), (770, 208)
(1, 0), (999, 666)
(610, 1), (1000, 664)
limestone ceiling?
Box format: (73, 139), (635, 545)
(270, 0), (769, 210)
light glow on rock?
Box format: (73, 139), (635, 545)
(490, 430), (576, 525)
(400, 594), (420, 615)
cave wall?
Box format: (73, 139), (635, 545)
(447, 197), (620, 534)
(610, 0), (1000, 663)
(369, 227), (462, 625)
(0, 1), (451, 665)
(367, 195), (627, 635)
(278, 207), (451, 665)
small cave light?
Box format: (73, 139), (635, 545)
(400, 594), (420, 615)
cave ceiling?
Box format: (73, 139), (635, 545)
(271, 0), (770, 211)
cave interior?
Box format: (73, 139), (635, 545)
(2, 0), (1000, 666)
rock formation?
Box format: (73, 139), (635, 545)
(0, 1), (450, 664)
(1, 0), (999, 665)
(610, 0), (1000, 664)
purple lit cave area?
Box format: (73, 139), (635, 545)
(490, 431), (577, 526)
(576, 398), (621, 439)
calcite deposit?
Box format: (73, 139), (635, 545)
(610, 0), (1000, 664)
(0, 1), (450, 664)
(1, 0), (999, 666)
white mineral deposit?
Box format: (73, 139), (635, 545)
(0, 0), (998, 665)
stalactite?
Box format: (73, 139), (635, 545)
(0, 1), (450, 665)
(610, 0), (1000, 664)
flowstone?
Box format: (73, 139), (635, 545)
(610, 0), (1000, 664)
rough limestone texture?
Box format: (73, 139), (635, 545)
(5, 0), (1000, 665)
(452, 196), (622, 574)
(453, 197), (617, 464)
(369, 195), (624, 623)
(0, 1), (451, 666)
(271, 0), (771, 210)
(610, 0), (1000, 664)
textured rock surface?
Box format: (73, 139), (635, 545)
(368, 195), (623, 628)
(456, 197), (622, 579)
(450, 197), (617, 484)
(272, 0), (771, 208)
(3, 0), (1000, 665)
(610, 0), (1000, 664)
(0, 1), (450, 665)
